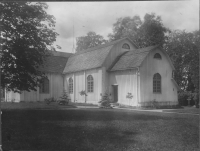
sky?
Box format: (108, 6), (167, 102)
(46, 1), (199, 53)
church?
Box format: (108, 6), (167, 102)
(5, 37), (180, 107)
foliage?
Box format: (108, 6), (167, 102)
(76, 31), (108, 52)
(58, 90), (70, 105)
(0, 2), (58, 92)
(98, 93), (112, 108)
(108, 16), (142, 41)
(165, 30), (199, 91)
(178, 91), (198, 106)
(79, 90), (87, 96)
(108, 13), (169, 48)
(44, 97), (56, 105)
(126, 92), (133, 99)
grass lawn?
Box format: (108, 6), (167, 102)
(1, 104), (199, 151)
(162, 106), (199, 114)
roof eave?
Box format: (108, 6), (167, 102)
(109, 67), (138, 72)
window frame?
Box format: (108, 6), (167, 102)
(39, 78), (49, 94)
(87, 75), (94, 93)
(69, 77), (73, 94)
(153, 73), (161, 93)
(122, 43), (130, 49)
(154, 53), (162, 60)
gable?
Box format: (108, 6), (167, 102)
(103, 38), (138, 70)
(109, 45), (158, 71)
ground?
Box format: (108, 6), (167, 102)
(1, 102), (199, 151)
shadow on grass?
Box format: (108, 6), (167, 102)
(2, 109), (141, 151)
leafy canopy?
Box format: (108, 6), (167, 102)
(76, 31), (107, 52)
(0, 2), (58, 92)
(108, 13), (169, 48)
(164, 30), (199, 92)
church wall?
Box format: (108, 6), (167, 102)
(6, 73), (64, 102)
(139, 48), (178, 106)
(64, 67), (102, 104)
(5, 91), (21, 102)
(108, 69), (138, 106)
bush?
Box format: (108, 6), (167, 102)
(178, 91), (196, 106)
(98, 93), (112, 108)
(44, 97), (56, 105)
(58, 91), (70, 105)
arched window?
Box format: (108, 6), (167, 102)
(87, 75), (94, 93)
(154, 53), (162, 59)
(153, 73), (161, 93)
(40, 78), (49, 93)
(122, 43), (130, 49)
(69, 78), (73, 94)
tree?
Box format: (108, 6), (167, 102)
(135, 13), (169, 48)
(0, 2), (58, 92)
(76, 31), (107, 52)
(108, 16), (142, 41)
(108, 13), (169, 48)
(164, 30), (199, 91)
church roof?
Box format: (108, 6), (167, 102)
(39, 51), (72, 73)
(110, 45), (159, 71)
(63, 45), (113, 73)
(63, 37), (137, 73)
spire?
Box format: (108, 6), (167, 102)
(72, 20), (75, 53)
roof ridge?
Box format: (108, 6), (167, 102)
(124, 45), (159, 56)
(70, 45), (113, 58)
(73, 37), (128, 56)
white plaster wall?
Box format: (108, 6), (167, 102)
(14, 73), (64, 102)
(64, 68), (103, 104)
(139, 48), (178, 105)
(108, 69), (138, 106)
(5, 91), (21, 102)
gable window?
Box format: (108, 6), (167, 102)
(69, 78), (73, 94)
(172, 70), (175, 78)
(122, 43), (130, 49)
(40, 78), (49, 93)
(154, 53), (162, 59)
(153, 73), (161, 93)
(87, 75), (94, 93)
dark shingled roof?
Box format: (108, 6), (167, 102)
(63, 37), (138, 74)
(39, 51), (73, 73)
(63, 45), (113, 73)
(110, 45), (159, 71)
(39, 56), (69, 73)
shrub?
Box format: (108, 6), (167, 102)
(98, 93), (112, 108)
(178, 91), (196, 106)
(79, 90), (87, 96)
(58, 91), (70, 105)
(44, 97), (56, 105)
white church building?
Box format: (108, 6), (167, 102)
(5, 37), (180, 107)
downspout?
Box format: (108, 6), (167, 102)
(73, 73), (75, 102)
(136, 67), (140, 106)
(62, 74), (65, 92)
(84, 71), (86, 103)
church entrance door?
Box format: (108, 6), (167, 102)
(112, 85), (118, 103)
